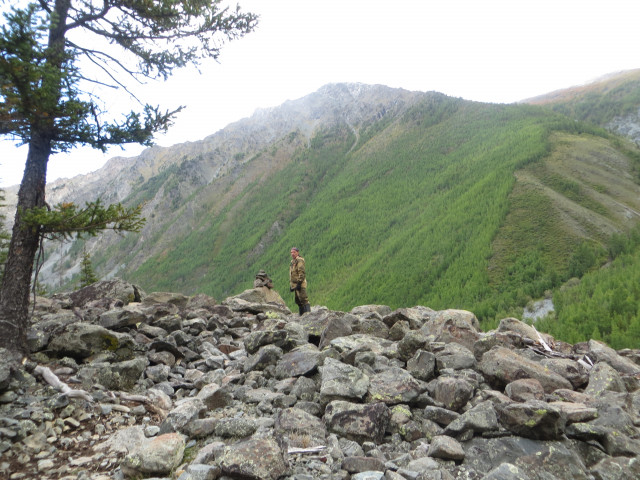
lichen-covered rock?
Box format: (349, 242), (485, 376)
(496, 400), (566, 440)
(366, 367), (425, 405)
(274, 407), (326, 447)
(479, 346), (572, 393)
(217, 436), (289, 480)
(430, 376), (474, 412)
(434, 342), (476, 370)
(274, 343), (321, 378)
(121, 432), (185, 477)
(320, 357), (369, 402)
(324, 400), (390, 443)
(444, 400), (499, 436)
(422, 309), (481, 350)
(66, 278), (144, 308)
(76, 356), (148, 390)
(584, 362), (627, 397)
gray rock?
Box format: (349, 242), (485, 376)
(320, 357), (369, 402)
(496, 400), (566, 440)
(223, 288), (290, 315)
(382, 306), (435, 329)
(94, 425), (147, 455)
(213, 417), (258, 438)
(482, 463), (531, 480)
(430, 376), (474, 412)
(159, 398), (206, 434)
(324, 400), (390, 443)
(407, 349), (437, 381)
(397, 330), (429, 361)
(76, 356), (148, 390)
(68, 278), (144, 307)
(367, 367), (425, 405)
(422, 309), (480, 350)
(275, 344), (321, 378)
(99, 305), (147, 330)
(244, 344), (283, 373)
(275, 407), (326, 447)
(121, 432), (186, 477)
(423, 406), (460, 426)
(319, 315), (354, 350)
(590, 456), (640, 480)
(464, 436), (590, 479)
(329, 334), (398, 359)
(47, 323), (137, 361)
(539, 357), (589, 389)
(434, 343), (476, 370)
(357, 317), (390, 339)
(444, 400), (498, 435)
(588, 339), (640, 375)
(217, 436), (289, 480)
(497, 317), (554, 345)
(584, 362), (627, 397)
(0, 349), (12, 391)
(342, 456), (386, 473)
(504, 378), (545, 402)
(243, 330), (289, 354)
(479, 347), (572, 393)
(428, 435), (465, 461)
(184, 463), (222, 480)
(196, 383), (232, 410)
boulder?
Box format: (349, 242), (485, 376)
(66, 278), (144, 308)
(479, 347), (572, 393)
(121, 433), (186, 477)
(496, 400), (566, 440)
(366, 367), (425, 405)
(217, 436), (289, 480)
(320, 357), (369, 402)
(324, 400), (390, 443)
(47, 323), (137, 361)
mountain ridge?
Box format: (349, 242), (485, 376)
(3, 73), (640, 349)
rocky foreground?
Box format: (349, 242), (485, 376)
(1, 279), (640, 480)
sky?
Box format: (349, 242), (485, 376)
(1, 0), (640, 188)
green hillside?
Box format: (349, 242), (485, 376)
(124, 93), (640, 347)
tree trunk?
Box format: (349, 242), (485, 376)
(0, 0), (67, 359)
(0, 133), (50, 357)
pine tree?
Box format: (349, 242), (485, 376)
(0, 1), (258, 359)
(79, 248), (98, 288)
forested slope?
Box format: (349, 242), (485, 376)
(122, 94), (640, 344)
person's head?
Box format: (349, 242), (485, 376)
(290, 247), (299, 259)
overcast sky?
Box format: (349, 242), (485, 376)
(2, 0), (640, 188)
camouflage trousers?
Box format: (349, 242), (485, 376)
(294, 287), (309, 306)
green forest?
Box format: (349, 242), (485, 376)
(41, 75), (640, 350)
(113, 94), (640, 348)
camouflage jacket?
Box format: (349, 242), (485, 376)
(289, 256), (308, 289)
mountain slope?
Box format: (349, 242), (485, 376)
(10, 80), (640, 347)
(524, 68), (640, 144)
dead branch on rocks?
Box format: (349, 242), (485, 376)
(34, 365), (94, 402)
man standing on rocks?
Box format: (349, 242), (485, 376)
(289, 247), (311, 315)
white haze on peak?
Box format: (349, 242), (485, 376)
(1, 0), (639, 188)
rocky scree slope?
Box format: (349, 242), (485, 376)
(1, 278), (640, 480)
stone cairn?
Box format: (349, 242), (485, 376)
(1, 278), (639, 480)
